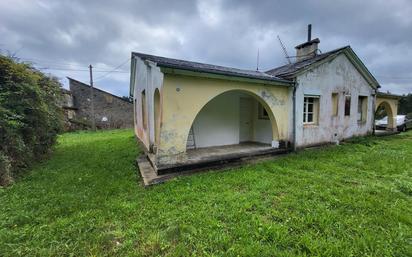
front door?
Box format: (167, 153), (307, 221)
(239, 97), (252, 142)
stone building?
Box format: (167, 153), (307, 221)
(63, 77), (133, 130)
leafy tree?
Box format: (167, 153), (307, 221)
(0, 55), (63, 186)
(398, 93), (412, 115)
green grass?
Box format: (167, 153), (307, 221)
(1, 129), (412, 256)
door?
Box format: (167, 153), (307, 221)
(239, 97), (253, 142)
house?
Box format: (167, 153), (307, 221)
(62, 78), (134, 130)
(129, 28), (399, 179)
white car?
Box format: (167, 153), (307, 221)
(375, 114), (412, 132)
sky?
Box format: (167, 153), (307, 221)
(1, 0), (411, 96)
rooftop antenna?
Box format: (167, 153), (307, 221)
(256, 48), (260, 71)
(277, 35), (291, 64)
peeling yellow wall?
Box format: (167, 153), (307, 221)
(156, 74), (291, 165)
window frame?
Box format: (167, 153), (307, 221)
(331, 92), (339, 117)
(344, 95), (351, 116)
(357, 95), (368, 123)
(303, 95), (320, 125)
(258, 103), (270, 120)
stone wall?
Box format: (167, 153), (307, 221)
(67, 78), (133, 130)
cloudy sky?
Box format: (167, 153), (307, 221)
(1, 0), (411, 96)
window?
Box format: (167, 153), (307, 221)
(141, 90), (147, 130)
(303, 96), (319, 124)
(258, 103), (269, 120)
(357, 96), (367, 122)
(344, 95), (351, 116)
(331, 93), (339, 116)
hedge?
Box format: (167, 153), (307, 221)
(0, 55), (63, 186)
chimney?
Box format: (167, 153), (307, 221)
(295, 24), (320, 62)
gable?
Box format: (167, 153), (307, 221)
(266, 47), (380, 89)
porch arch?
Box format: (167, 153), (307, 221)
(375, 100), (396, 130)
(184, 89), (280, 149)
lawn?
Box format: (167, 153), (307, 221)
(0, 129), (411, 256)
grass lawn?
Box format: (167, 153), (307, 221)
(0, 129), (411, 256)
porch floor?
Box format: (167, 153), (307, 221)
(185, 142), (274, 164)
(139, 142), (289, 186)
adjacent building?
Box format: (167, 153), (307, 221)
(62, 78), (134, 130)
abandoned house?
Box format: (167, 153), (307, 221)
(61, 77), (134, 130)
(129, 28), (399, 180)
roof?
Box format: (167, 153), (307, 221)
(377, 92), (402, 99)
(266, 46), (380, 89)
(266, 46), (349, 78)
(67, 77), (132, 103)
(132, 52), (291, 84)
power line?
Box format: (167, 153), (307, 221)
(94, 58), (131, 81)
(38, 67), (129, 73)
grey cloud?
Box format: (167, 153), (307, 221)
(0, 0), (411, 96)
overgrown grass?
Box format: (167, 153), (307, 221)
(1, 129), (411, 256)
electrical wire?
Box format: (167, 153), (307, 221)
(94, 58), (131, 81)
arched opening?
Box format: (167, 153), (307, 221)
(186, 90), (279, 151)
(375, 101), (395, 131)
(154, 88), (161, 146)
(141, 90), (147, 130)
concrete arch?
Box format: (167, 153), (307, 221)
(153, 88), (161, 146)
(156, 77), (290, 165)
(375, 100), (396, 130)
(184, 89), (280, 149)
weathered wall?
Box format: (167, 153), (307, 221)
(157, 74), (291, 165)
(69, 78), (134, 130)
(132, 58), (164, 151)
(294, 54), (375, 147)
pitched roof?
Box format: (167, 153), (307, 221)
(266, 46), (349, 78)
(67, 77), (131, 103)
(265, 46), (380, 88)
(132, 52), (291, 84)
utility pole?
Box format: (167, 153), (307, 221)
(89, 64), (96, 131)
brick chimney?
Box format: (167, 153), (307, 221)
(295, 24), (320, 62)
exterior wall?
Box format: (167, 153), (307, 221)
(132, 58), (164, 151)
(157, 74), (291, 166)
(69, 79), (134, 130)
(294, 54), (375, 147)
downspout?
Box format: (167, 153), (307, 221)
(372, 88), (378, 136)
(292, 79), (299, 151)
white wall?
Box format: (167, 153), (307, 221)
(191, 92), (273, 148)
(132, 58), (164, 150)
(295, 54), (375, 147)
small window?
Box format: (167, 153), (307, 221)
(141, 90), (147, 130)
(344, 95), (351, 116)
(357, 96), (367, 122)
(258, 103), (269, 120)
(331, 93), (339, 116)
(303, 96), (319, 124)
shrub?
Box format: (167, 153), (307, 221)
(0, 55), (63, 186)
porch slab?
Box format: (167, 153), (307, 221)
(138, 142), (289, 186)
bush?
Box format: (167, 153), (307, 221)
(0, 55), (63, 186)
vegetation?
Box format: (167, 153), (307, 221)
(0, 129), (411, 256)
(399, 93), (412, 115)
(0, 55), (63, 186)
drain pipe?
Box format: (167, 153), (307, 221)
(292, 79), (299, 152)
(372, 88), (378, 136)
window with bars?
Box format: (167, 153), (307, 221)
(303, 96), (319, 124)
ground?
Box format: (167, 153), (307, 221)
(0, 130), (411, 256)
